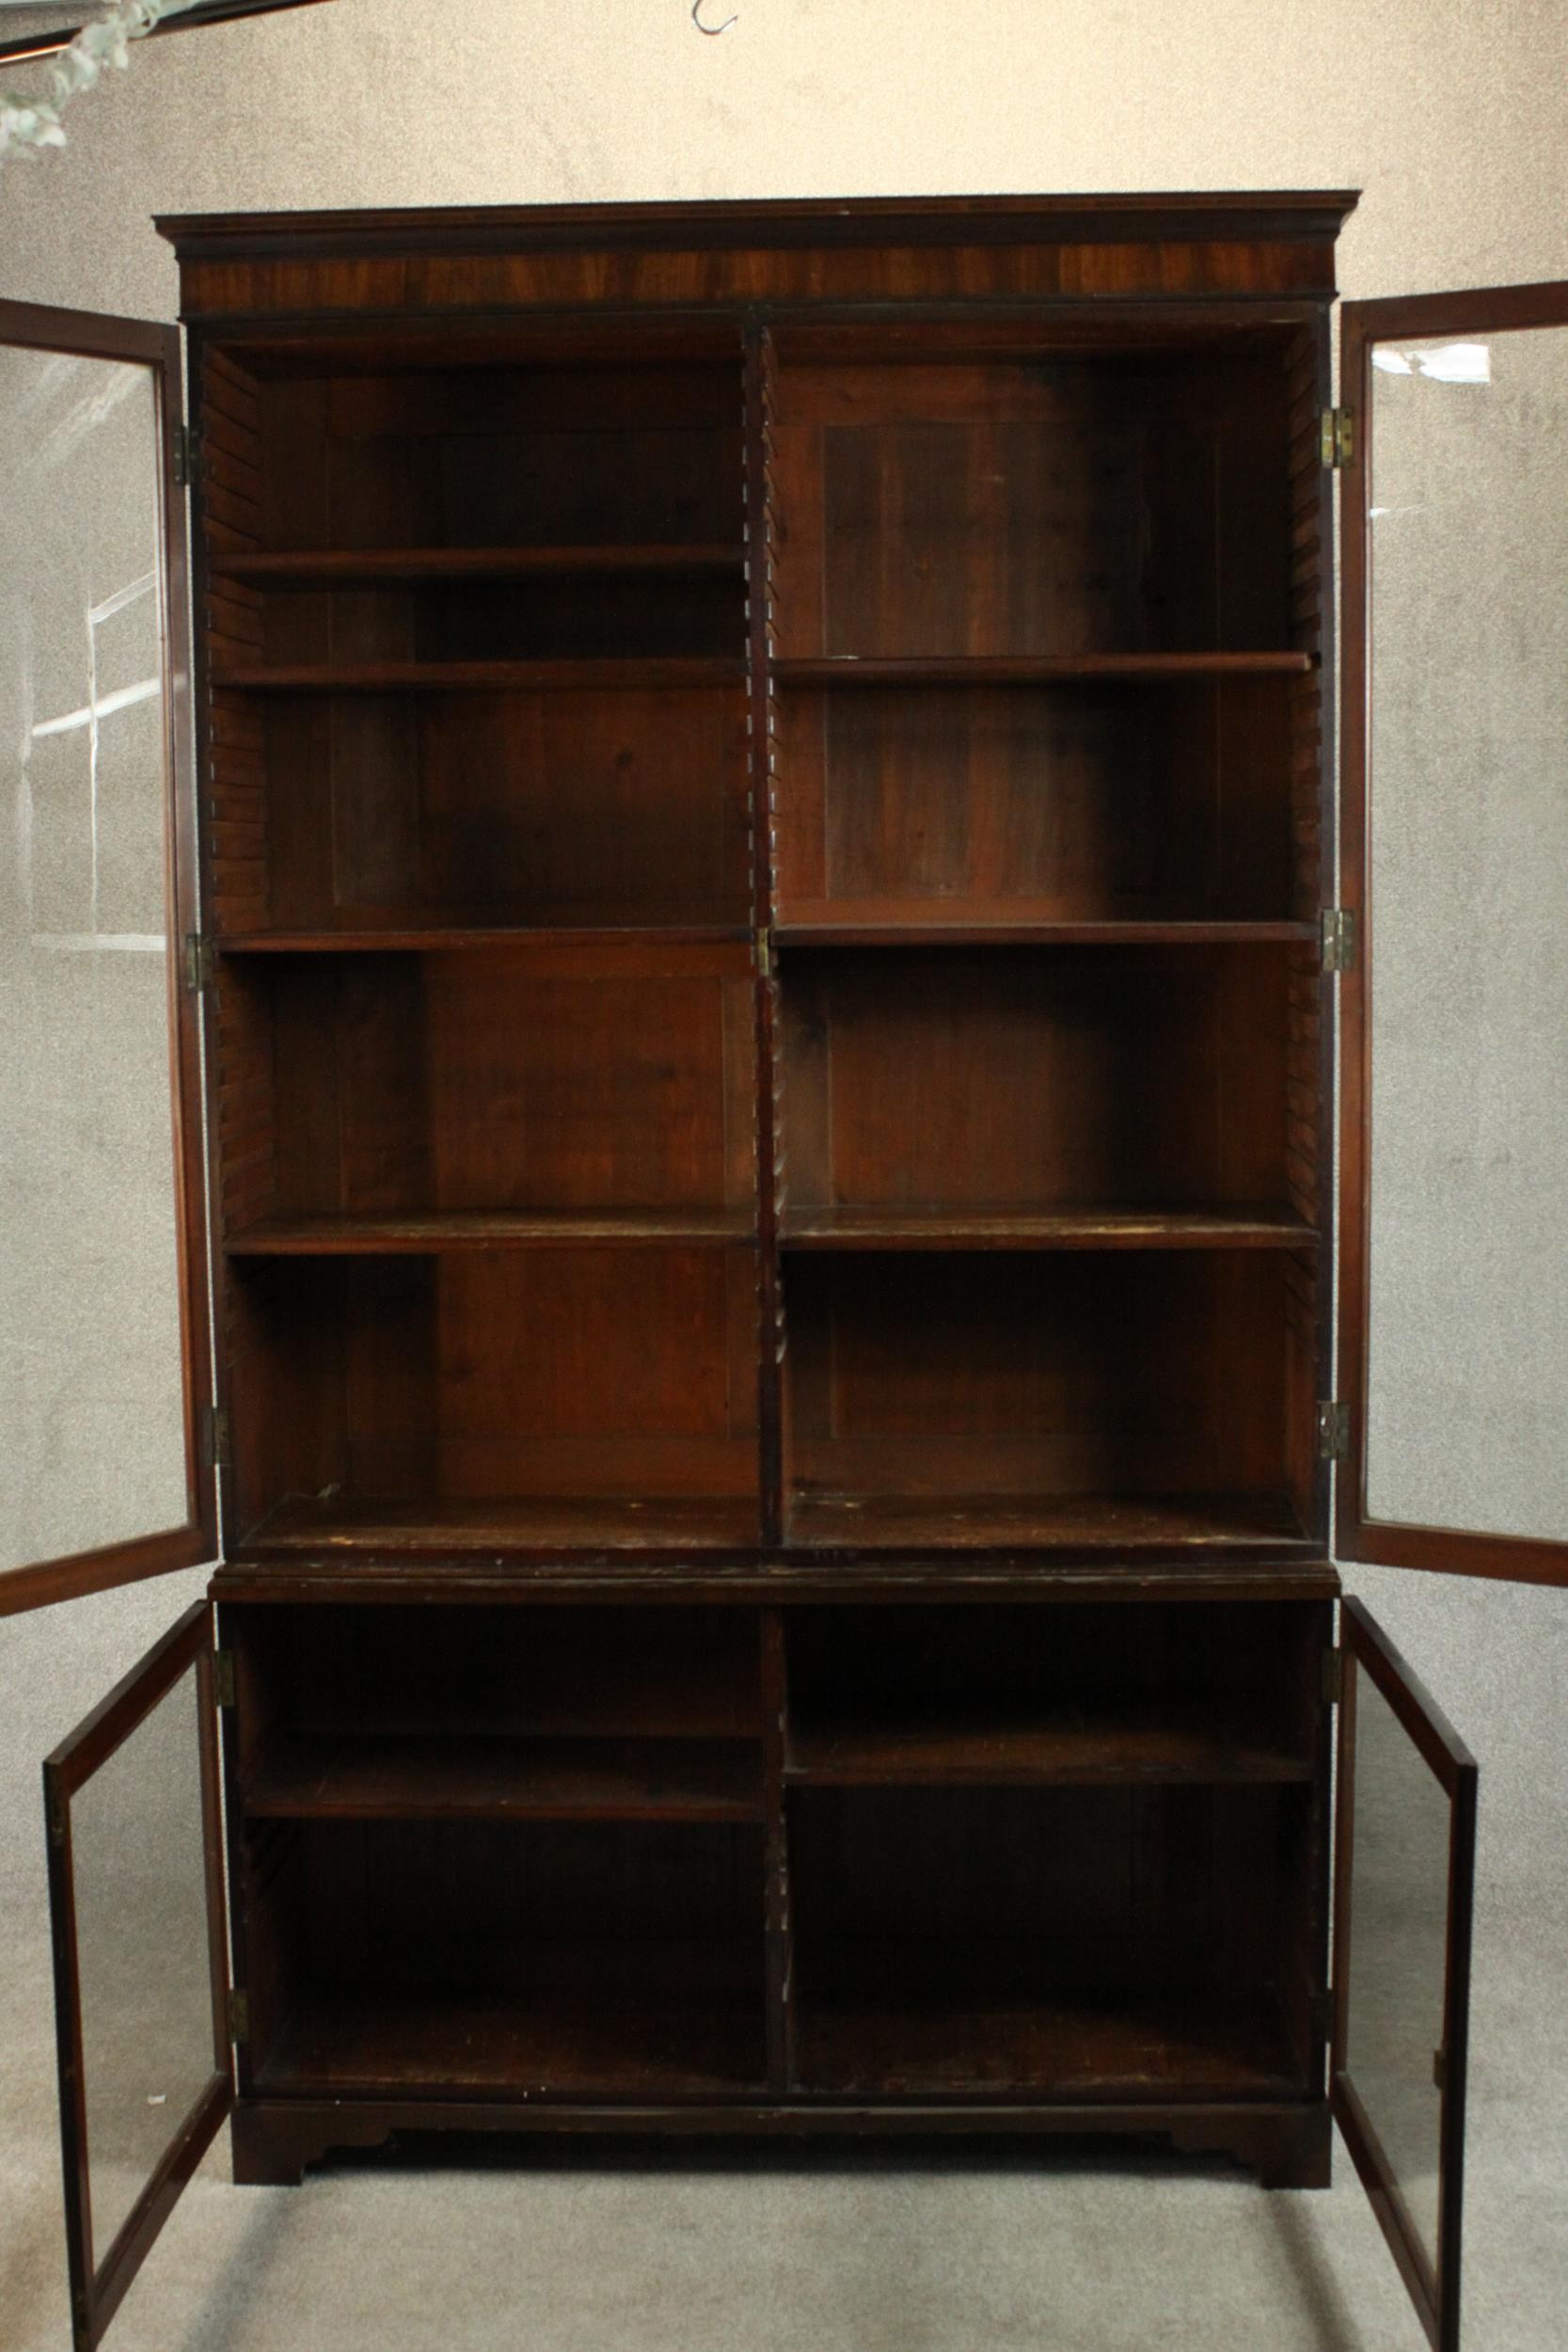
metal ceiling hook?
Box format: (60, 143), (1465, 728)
(692, 0), (737, 31)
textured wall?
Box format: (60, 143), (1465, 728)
(1, 0), (1566, 2292)
(2, 0), (1568, 316)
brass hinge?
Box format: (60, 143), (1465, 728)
(1322, 1645), (1345, 1705)
(45, 1772), (69, 1848)
(184, 931), (215, 992)
(1433, 2043), (1449, 2093)
(228, 1987), (250, 2044)
(1320, 908), (1357, 972)
(1317, 1400), (1351, 1462)
(214, 1649), (238, 1709)
(173, 422), (199, 488)
(1321, 406), (1354, 469)
(200, 1404), (232, 1471)
(755, 928), (772, 981)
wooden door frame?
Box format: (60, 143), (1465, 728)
(1331, 1597), (1477, 2352)
(1336, 280), (1568, 1582)
(0, 298), (216, 1616)
(43, 1601), (232, 2349)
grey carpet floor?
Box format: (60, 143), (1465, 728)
(3, 1895), (1565, 2352)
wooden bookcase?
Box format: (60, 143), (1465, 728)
(179, 208), (1341, 2171)
(29, 201), (1568, 2352)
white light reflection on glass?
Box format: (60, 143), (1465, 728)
(1372, 343), (1492, 383)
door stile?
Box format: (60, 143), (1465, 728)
(157, 317), (221, 1587)
(44, 1754), (96, 2352)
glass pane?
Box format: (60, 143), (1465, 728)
(71, 1660), (218, 2267)
(0, 343), (189, 1573)
(1365, 325), (1568, 1540)
(1343, 1666), (1450, 2265)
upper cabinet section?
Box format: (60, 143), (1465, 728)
(0, 302), (214, 1616)
(152, 198), (1356, 1573)
(1338, 284), (1568, 1585)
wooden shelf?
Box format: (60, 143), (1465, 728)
(785, 1704), (1313, 1786)
(774, 653), (1315, 685)
(228, 1211), (756, 1256)
(776, 902), (1318, 947)
(217, 922), (752, 955)
(778, 1205), (1316, 1252)
(784, 1493), (1311, 1552)
(211, 658), (746, 691)
(212, 543), (746, 584)
(794, 1975), (1302, 2098)
(241, 1495), (762, 1556)
(256, 1990), (767, 2099)
(245, 1733), (764, 1820)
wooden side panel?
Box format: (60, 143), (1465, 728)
(1279, 322), (1331, 1539)
(200, 352), (270, 936)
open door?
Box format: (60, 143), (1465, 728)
(1331, 1598), (1477, 2352)
(44, 1601), (233, 2352)
(1338, 282), (1568, 1581)
(0, 299), (214, 1616)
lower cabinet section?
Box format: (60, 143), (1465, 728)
(52, 1581), (1482, 2344)
(218, 1595), (1333, 2164)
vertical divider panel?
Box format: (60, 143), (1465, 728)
(744, 329), (786, 1544)
(760, 1607), (795, 2091)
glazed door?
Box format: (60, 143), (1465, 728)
(0, 300), (214, 1616)
(1331, 1599), (1477, 2352)
(1338, 283), (1568, 1581)
(44, 1601), (233, 2350)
